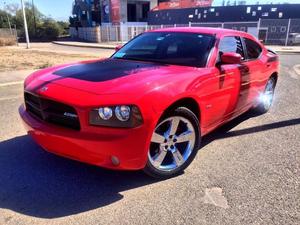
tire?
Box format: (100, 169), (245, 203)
(144, 107), (201, 179)
(253, 77), (276, 114)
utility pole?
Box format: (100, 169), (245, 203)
(21, 0), (30, 49)
(6, 13), (12, 34)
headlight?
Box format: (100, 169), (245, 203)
(98, 107), (113, 120)
(115, 106), (130, 121)
(89, 105), (143, 128)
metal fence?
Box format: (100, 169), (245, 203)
(70, 18), (300, 46)
(0, 28), (17, 38)
(191, 19), (300, 45)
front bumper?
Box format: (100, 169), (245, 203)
(19, 104), (156, 170)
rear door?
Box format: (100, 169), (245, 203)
(241, 37), (264, 105)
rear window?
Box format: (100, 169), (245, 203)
(243, 38), (262, 59)
(112, 32), (215, 67)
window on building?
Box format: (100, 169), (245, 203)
(252, 11), (256, 16)
(243, 38), (262, 60)
(198, 13), (201, 19)
(216, 12), (219, 16)
(195, 9), (198, 15)
(210, 8), (215, 12)
(258, 6), (262, 10)
(262, 12), (269, 17)
(127, 4), (137, 22)
(247, 7), (251, 13)
(280, 26), (287, 33)
(271, 8), (277, 12)
(279, 12), (283, 18)
(218, 36), (245, 59)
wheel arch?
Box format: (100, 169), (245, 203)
(160, 97), (201, 123)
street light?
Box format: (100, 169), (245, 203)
(20, 0), (30, 49)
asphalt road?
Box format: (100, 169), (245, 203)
(0, 53), (299, 225)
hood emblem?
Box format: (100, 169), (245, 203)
(40, 86), (48, 92)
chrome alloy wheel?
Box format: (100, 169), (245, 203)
(262, 78), (275, 110)
(148, 116), (196, 171)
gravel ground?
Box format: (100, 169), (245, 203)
(0, 50), (299, 225)
(0, 43), (114, 72)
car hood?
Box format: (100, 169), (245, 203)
(25, 58), (197, 95)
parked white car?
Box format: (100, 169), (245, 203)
(288, 33), (300, 45)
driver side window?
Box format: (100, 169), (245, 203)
(218, 36), (245, 60)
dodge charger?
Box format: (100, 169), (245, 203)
(19, 27), (279, 178)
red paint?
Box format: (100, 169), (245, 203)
(110, 0), (120, 24)
(19, 28), (279, 170)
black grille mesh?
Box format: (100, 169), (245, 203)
(24, 92), (80, 130)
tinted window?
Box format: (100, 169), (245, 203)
(244, 38), (262, 59)
(112, 32), (215, 67)
(219, 36), (245, 59)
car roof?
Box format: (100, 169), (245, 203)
(148, 27), (250, 37)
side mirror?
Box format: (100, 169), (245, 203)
(115, 44), (122, 52)
(221, 52), (242, 64)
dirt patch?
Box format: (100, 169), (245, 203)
(0, 47), (95, 72)
(0, 37), (16, 46)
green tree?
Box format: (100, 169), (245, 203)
(2, 2), (69, 40)
(0, 10), (13, 29)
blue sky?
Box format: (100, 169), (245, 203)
(1, 0), (73, 21)
(1, 0), (300, 21)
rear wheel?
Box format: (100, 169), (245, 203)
(254, 77), (276, 114)
(144, 107), (200, 179)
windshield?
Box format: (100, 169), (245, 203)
(112, 32), (215, 67)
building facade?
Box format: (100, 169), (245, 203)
(72, 0), (157, 27)
(148, 4), (300, 25)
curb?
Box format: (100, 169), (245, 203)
(52, 41), (116, 50)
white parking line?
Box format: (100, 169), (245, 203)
(0, 81), (23, 87)
(0, 96), (22, 101)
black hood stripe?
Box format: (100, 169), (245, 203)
(53, 58), (163, 82)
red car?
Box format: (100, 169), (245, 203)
(19, 28), (279, 178)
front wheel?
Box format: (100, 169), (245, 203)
(144, 107), (200, 179)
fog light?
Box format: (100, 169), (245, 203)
(98, 107), (113, 120)
(111, 156), (120, 166)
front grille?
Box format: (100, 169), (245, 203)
(24, 92), (80, 130)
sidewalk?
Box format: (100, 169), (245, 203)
(52, 41), (300, 53)
(267, 45), (300, 53)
